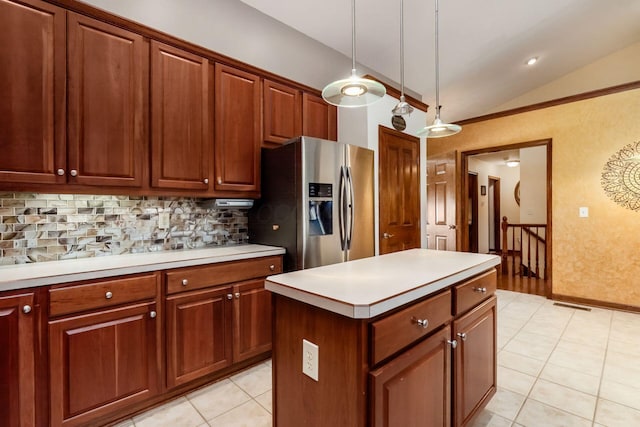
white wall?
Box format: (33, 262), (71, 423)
(519, 146), (547, 224)
(339, 96), (427, 254)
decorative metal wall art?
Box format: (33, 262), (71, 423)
(601, 141), (640, 211)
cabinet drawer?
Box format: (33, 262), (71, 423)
(371, 290), (452, 366)
(49, 273), (159, 317)
(166, 255), (282, 294)
(453, 269), (497, 315)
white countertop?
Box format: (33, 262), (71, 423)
(265, 249), (500, 319)
(0, 245), (285, 291)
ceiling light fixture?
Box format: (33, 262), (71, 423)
(391, 0), (414, 116)
(417, 0), (461, 138)
(506, 159), (520, 167)
(526, 56), (538, 66)
(322, 0), (386, 108)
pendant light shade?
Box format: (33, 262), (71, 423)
(417, 0), (461, 138)
(391, 0), (414, 116)
(322, 0), (386, 108)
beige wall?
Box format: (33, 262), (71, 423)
(428, 87), (640, 308)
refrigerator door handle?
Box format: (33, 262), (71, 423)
(346, 166), (355, 250)
(338, 165), (346, 250)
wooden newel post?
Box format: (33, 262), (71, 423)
(501, 216), (509, 274)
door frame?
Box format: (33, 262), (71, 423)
(467, 172), (479, 253)
(459, 139), (553, 298)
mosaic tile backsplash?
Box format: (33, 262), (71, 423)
(0, 193), (249, 265)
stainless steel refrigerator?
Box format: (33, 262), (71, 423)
(249, 136), (374, 272)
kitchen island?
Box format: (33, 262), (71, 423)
(265, 249), (501, 427)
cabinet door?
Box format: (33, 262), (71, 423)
(233, 280), (272, 362)
(0, 293), (36, 427)
(67, 12), (147, 187)
(453, 296), (497, 427)
(370, 326), (452, 427)
(302, 93), (337, 141)
(151, 41), (211, 191)
(49, 302), (160, 427)
(166, 287), (233, 388)
(0, 0), (66, 185)
(214, 63), (261, 193)
(263, 79), (302, 145)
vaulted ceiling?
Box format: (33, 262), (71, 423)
(240, 0), (640, 121)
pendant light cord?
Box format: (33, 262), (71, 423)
(400, 0), (405, 98)
(434, 0), (441, 118)
(351, 0), (357, 73)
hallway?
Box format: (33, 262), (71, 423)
(497, 254), (546, 297)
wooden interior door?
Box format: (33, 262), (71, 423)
(378, 126), (420, 255)
(488, 176), (501, 252)
(427, 152), (457, 251)
(468, 172), (479, 253)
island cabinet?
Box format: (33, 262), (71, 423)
(269, 251), (498, 427)
(0, 292), (37, 427)
(48, 273), (162, 427)
(164, 255), (282, 388)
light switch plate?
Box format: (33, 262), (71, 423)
(302, 339), (319, 381)
(579, 207), (589, 218)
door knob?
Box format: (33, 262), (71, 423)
(448, 224), (456, 230)
(383, 232), (395, 239)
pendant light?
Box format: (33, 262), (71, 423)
(417, 0), (461, 138)
(322, 0), (386, 108)
(391, 0), (414, 116)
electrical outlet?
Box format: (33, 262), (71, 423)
(579, 207), (589, 218)
(158, 211), (170, 229)
(302, 339), (319, 381)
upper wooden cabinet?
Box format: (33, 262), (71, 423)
(214, 64), (261, 194)
(0, 0), (66, 185)
(302, 93), (337, 141)
(263, 79), (302, 145)
(67, 12), (147, 187)
(151, 41), (211, 191)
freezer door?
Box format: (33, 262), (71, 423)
(346, 144), (375, 261)
(301, 137), (345, 269)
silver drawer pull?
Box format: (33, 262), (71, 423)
(182, 279), (188, 286)
(23, 305), (32, 314)
(150, 311), (157, 319)
(269, 265), (275, 271)
(457, 332), (467, 341)
(235, 293), (240, 299)
(473, 287), (487, 294)
(415, 318), (429, 329)
(447, 339), (458, 349)
(105, 291), (113, 299)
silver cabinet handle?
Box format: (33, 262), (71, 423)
(150, 311), (157, 318)
(383, 232), (395, 239)
(269, 264), (275, 271)
(105, 291), (113, 299)
(182, 279), (188, 286)
(204, 178), (209, 184)
(235, 292), (240, 299)
(447, 339), (458, 349)
(56, 169), (65, 176)
(416, 319), (429, 329)
(70, 169), (78, 177)
(22, 305), (32, 314)
(227, 294), (233, 300)
(457, 332), (467, 341)
(473, 287), (487, 294)
(217, 177), (222, 185)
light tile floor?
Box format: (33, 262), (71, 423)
(113, 290), (640, 427)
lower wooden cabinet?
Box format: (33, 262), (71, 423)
(49, 301), (161, 427)
(165, 286), (233, 388)
(0, 292), (36, 427)
(453, 296), (497, 427)
(370, 326), (452, 427)
(233, 279), (272, 362)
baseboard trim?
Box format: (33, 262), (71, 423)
(552, 293), (640, 313)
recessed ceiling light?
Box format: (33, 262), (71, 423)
(526, 57), (538, 66)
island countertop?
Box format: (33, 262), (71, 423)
(265, 248), (500, 319)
